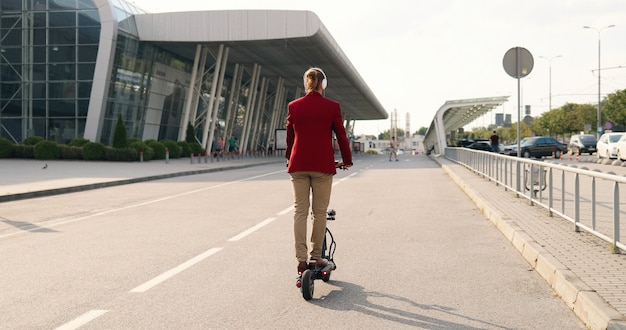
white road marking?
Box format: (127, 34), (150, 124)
(227, 218), (276, 241)
(54, 309), (108, 330)
(277, 206), (293, 215)
(129, 247), (223, 293)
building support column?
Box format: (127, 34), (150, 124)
(201, 44), (224, 149)
(240, 64), (261, 153)
(179, 44), (202, 141)
(206, 47), (229, 152)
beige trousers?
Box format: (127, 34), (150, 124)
(290, 171), (333, 262)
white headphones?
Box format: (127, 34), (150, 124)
(305, 67), (327, 90)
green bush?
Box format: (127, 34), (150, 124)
(23, 136), (45, 146)
(68, 137), (90, 147)
(82, 142), (105, 160)
(190, 142), (203, 156)
(161, 139), (182, 158)
(112, 113), (128, 148)
(34, 140), (60, 160)
(127, 137), (141, 145)
(365, 149), (379, 155)
(0, 138), (13, 158)
(130, 140), (154, 161)
(104, 146), (138, 161)
(59, 145), (83, 160)
(145, 140), (166, 159)
(13, 144), (35, 158)
(177, 141), (191, 157)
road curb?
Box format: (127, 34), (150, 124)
(436, 158), (626, 330)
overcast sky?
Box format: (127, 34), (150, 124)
(130, 0), (626, 136)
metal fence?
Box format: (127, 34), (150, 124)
(445, 147), (626, 253)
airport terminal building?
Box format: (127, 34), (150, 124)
(0, 0), (387, 152)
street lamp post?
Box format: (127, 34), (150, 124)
(583, 24), (615, 138)
(538, 55), (562, 112)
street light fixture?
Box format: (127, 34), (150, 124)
(583, 24), (615, 138)
(538, 55), (562, 112)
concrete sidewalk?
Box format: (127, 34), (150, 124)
(432, 155), (626, 330)
(0, 156), (284, 202)
(1, 154), (625, 329)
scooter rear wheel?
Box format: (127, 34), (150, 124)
(300, 269), (314, 300)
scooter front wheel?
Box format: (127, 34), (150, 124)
(300, 269), (314, 300)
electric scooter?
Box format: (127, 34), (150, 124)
(296, 209), (337, 301)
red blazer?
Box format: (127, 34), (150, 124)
(286, 92), (352, 174)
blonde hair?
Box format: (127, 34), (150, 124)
(303, 67), (327, 93)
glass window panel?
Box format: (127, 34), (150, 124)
(78, 0), (97, 9)
(49, 27), (76, 45)
(49, 0), (78, 10)
(32, 100), (47, 116)
(50, 45), (76, 62)
(78, 10), (99, 26)
(2, 48), (22, 63)
(0, 100), (21, 116)
(1, 0), (22, 11)
(77, 63), (95, 80)
(33, 1), (47, 10)
(32, 64), (46, 80)
(33, 46), (47, 63)
(0, 65), (21, 82)
(33, 28), (46, 45)
(1, 17), (20, 29)
(2, 28), (22, 46)
(78, 27), (100, 44)
(1, 82), (21, 98)
(77, 100), (89, 116)
(78, 81), (91, 98)
(48, 82), (76, 99)
(78, 45), (98, 62)
(49, 99), (76, 117)
(33, 13), (47, 28)
(32, 83), (47, 98)
(48, 64), (76, 81)
(49, 12), (76, 27)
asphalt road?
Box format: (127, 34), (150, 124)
(0, 156), (585, 329)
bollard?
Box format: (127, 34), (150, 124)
(190, 153), (194, 164)
(140, 151), (144, 163)
(204, 151), (208, 163)
(197, 153), (201, 164)
(165, 148), (169, 164)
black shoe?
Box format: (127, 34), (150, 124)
(297, 261), (307, 274)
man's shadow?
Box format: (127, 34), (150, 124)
(310, 280), (510, 330)
(1, 217), (58, 233)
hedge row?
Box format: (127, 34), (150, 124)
(0, 137), (204, 162)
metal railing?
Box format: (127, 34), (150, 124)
(445, 147), (625, 253)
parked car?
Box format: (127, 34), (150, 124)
(569, 134), (597, 155)
(616, 134), (626, 161)
(504, 136), (567, 158)
(596, 132), (624, 159)
(466, 141), (492, 151)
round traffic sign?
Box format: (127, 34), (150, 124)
(503, 47), (534, 78)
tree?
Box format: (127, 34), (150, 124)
(185, 122), (196, 144)
(603, 88), (626, 129)
(112, 113), (128, 148)
(416, 127), (428, 135)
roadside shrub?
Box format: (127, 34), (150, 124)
(129, 140), (154, 161)
(68, 137), (90, 147)
(23, 136), (45, 146)
(0, 138), (13, 158)
(82, 142), (105, 160)
(189, 142), (203, 156)
(177, 141), (191, 157)
(59, 145), (83, 160)
(365, 149), (379, 155)
(145, 140), (166, 159)
(34, 140), (60, 160)
(13, 144), (35, 158)
(127, 137), (141, 145)
(161, 139), (182, 158)
(104, 146), (138, 161)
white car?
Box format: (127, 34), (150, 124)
(597, 132), (624, 159)
(617, 134), (626, 161)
